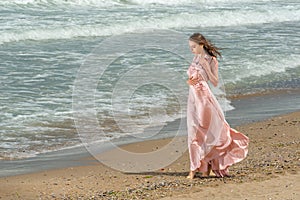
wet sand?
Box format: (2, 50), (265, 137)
(0, 110), (299, 199)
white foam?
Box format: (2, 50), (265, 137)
(128, 0), (195, 5)
(226, 54), (300, 84)
(0, 0), (278, 7)
(1, 6), (299, 45)
(0, 0), (122, 7)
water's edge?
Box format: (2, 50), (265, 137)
(0, 90), (299, 178)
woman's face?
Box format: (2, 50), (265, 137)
(189, 40), (203, 55)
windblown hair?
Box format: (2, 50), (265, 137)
(189, 33), (221, 58)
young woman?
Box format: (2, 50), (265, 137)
(186, 33), (249, 179)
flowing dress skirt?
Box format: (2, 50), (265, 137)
(187, 81), (249, 176)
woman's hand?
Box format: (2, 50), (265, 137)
(187, 76), (198, 85)
(199, 59), (210, 72)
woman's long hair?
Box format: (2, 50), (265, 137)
(189, 33), (221, 58)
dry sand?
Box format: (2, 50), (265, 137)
(0, 111), (299, 200)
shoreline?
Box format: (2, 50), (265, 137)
(0, 110), (299, 199)
(0, 89), (299, 178)
(0, 90), (299, 199)
(227, 88), (300, 100)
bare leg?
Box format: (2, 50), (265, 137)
(186, 170), (197, 179)
(202, 164), (211, 177)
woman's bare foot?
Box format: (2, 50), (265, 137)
(186, 170), (196, 179)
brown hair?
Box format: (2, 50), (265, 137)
(189, 33), (221, 58)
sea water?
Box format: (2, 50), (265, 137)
(0, 0), (299, 160)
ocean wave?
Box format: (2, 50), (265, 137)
(0, 0), (123, 7)
(128, 0), (277, 5)
(0, 0), (275, 7)
(1, 8), (299, 45)
(225, 66), (300, 97)
(225, 54), (300, 84)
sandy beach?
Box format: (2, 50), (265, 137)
(0, 107), (299, 199)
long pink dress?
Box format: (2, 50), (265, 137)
(187, 53), (249, 177)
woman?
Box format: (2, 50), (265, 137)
(186, 33), (249, 179)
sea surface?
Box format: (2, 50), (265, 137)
(0, 0), (299, 160)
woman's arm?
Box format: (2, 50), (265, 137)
(186, 67), (205, 86)
(200, 57), (219, 87)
